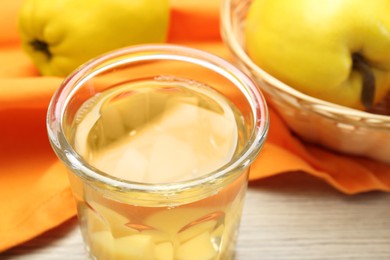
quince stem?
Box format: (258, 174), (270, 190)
(30, 40), (52, 60)
(352, 53), (375, 109)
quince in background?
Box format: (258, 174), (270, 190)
(245, 0), (390, 110)
(18, 0), (170, 77)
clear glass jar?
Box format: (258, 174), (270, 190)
(47, 44), (269, 260)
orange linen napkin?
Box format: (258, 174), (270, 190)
(1, 0), (390, 253)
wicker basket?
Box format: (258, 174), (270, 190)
(221, 0), (390, 163)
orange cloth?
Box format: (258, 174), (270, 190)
(1, 0), (389, 253)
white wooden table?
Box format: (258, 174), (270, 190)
(2, 172), (390, 259)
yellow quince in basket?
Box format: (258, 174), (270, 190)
(245, 0), (390, 110)
(18, 0), (170, 76)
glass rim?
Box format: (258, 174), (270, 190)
(47, 44), (269, 193)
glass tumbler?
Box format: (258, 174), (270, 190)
(47, 44), (269, 260)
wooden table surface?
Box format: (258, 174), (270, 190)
(2, 172), (390, 260)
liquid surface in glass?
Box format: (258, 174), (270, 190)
(73, 78), (241, 183)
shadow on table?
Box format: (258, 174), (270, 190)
(248, 170), (389, 201)
(1, 217), (83, 258)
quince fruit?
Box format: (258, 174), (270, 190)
(245, 0), (390, 109)
(18, 0), (169, 76)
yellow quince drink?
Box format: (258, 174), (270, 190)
(68, 78), (249, 260)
